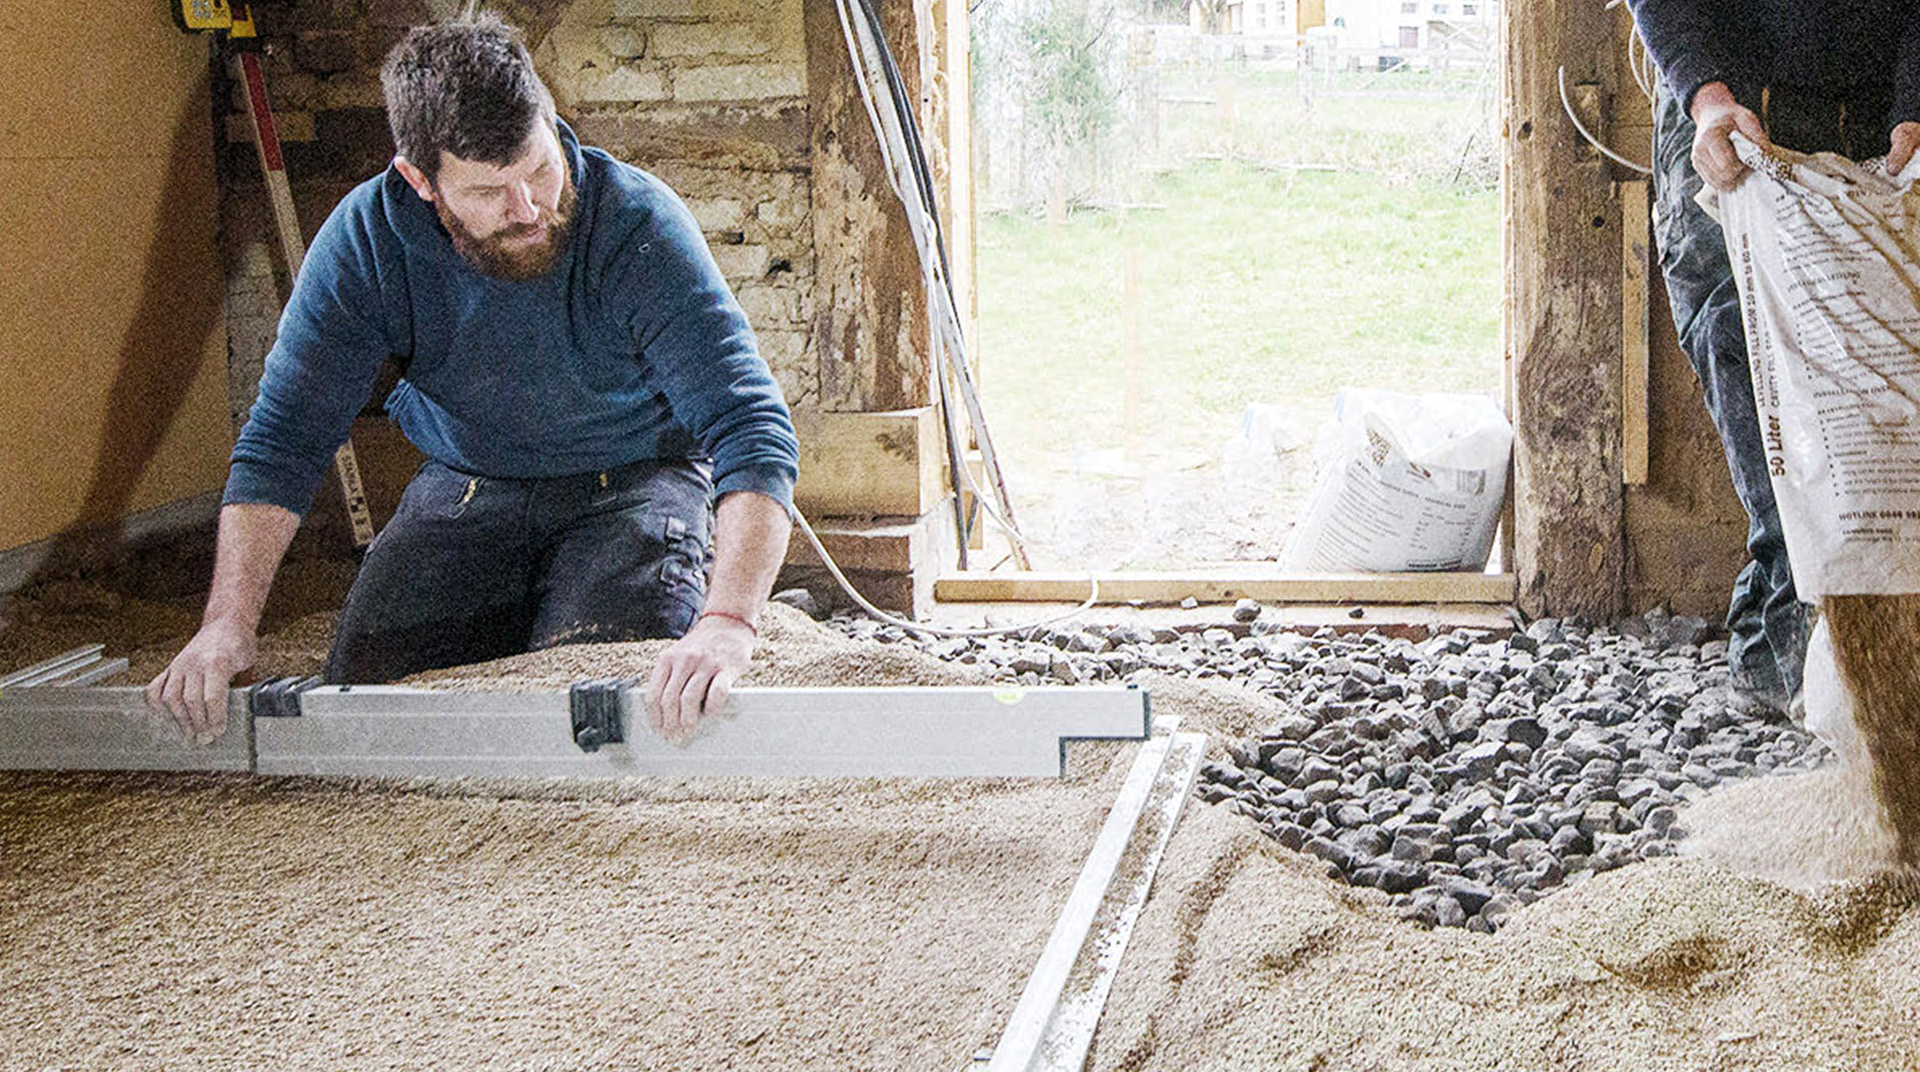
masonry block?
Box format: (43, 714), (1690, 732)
(735, 284), (795, 325)
(757, 192), (808, 230)
(674, 63), (804, 103)
(688, 197), (747, 231)
(757, 329), (809, 375)
(649, 22), (776, 59)
(601, 25), (648, 59)
(710, 243), (771, 280)
(577, 65), (672, 106)
(612, 0), (701, 16)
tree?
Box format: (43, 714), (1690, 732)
(1020, 0), (1120, 156)
(1187, 0), (1232, 33)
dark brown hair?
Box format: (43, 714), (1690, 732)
(380, 14), (555, 182)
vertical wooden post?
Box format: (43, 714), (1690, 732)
(1621, 178), (1651, 486)
(1503, 2), (1626, 619)
(806, 0), (935, 413)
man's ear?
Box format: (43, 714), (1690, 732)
(394, 156), (436, 202)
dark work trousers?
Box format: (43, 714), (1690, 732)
(1649, 83), (1893, 705)
(325, 457), (714, 684)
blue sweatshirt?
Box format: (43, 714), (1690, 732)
(226, 120), (798, 516)
(1631, 0), (1920, 132)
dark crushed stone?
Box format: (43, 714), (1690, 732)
(827, 609), (1827, 931)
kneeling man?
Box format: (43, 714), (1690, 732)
(149, 16), (798, 743)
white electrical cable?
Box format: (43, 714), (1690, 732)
(775, 0), (1102, 639)
(792, 507), (1099, 638)
(835, 0), (1038, 554)
(1604, 0), (1660, 104)
(1557, 66), (1653, 175)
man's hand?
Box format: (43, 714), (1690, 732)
(144, 501), (298, 744)
(146, 618), (255, 745)
(645, 613), (756, 744)
(1690, 82), (1769, 192)
(1888, 121), (1920, 176)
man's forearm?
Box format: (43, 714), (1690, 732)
(702, 491), (792, 622)
(204, 502), (302, 633)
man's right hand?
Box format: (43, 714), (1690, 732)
(1690, 82), (1769, 192)
(146, 619), (256, 745)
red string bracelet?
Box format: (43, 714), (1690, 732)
(698, 609), (759, 637)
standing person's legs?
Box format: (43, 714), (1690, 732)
(526, 459), (714, 649)
(1649, 88), (1807, 709)
(326, 460), (538, 683)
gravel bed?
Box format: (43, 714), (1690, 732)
(812, 597), (1828, 932)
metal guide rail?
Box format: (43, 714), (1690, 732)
(0, 651), (1151, 779)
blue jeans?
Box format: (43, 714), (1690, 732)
(325, 457), (713, 683)
(1650, 89), (1808, 702)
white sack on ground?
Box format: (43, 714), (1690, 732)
(1715, 136), (1920, 598)
(1280, 388), (1511, 572)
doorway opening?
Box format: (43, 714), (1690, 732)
(965, 1), (1505, 574)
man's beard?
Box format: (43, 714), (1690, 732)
(437, 177), (579, 282)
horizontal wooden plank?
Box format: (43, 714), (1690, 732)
(793, 407), (942, 518)
(255, 685), (1149, 779)
(0, 688), (252, 772)
(783, 514), (935, 573)
(934, 572), (1517, 605)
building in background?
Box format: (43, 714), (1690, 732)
(1190, 0), (1327, 36)
(1320, 0), (1495, 68)
(1187, 0), (1494, 69)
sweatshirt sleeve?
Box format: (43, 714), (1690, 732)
(613, 185), (799, 510)
(225, 194), (399, 516)
(1631, 0), (1763, 113)
(1895, 14), (1920, 132)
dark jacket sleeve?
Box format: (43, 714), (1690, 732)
(1631, 0), (1764, 113)
(1895, 13), (1920, 132)
(612, 186), (799, 511)
(225, 194), (398, 516)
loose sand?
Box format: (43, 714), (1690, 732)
(1825, 594), (1920, 865)
(4, 606), (1920, 1069)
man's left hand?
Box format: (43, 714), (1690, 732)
(1889, 122), (1920, 176)
(645, 612), (757, 744)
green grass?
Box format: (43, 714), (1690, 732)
(968, 73), (1503, 567)
(976, 159), (1502, 470)
(1150, 72), (1501, 186)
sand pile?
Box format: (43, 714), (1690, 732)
(1093, 804), (1920, 1071)
(6, 605), (1920, 1069)
(0, 555), (357, 684)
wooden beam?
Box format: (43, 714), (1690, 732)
(805, 0), (933, 411)
(934, 571), (1516, 605)
(254, 685), (1149, 779)
(784, 512), (940, 575)
(793, 407), (943, 517)
(1621, 179), (1651, 486)
(1504, 0), (1626, 618)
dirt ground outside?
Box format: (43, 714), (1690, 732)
(4, 606), (1920, 1070)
